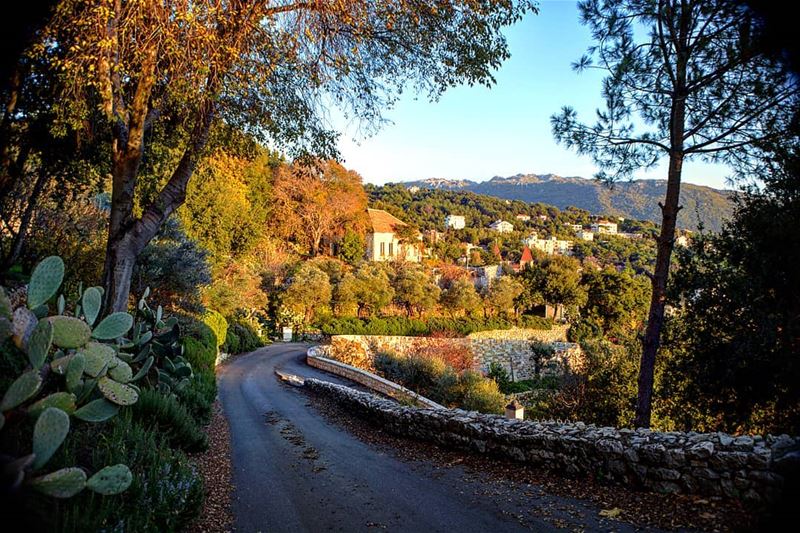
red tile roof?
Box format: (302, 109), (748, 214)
(368, 208), (408, 233)
(520, 246), (533, 263)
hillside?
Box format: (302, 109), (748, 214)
(402, 174), (733, 231)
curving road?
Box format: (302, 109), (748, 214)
(217, 343), (637, 533)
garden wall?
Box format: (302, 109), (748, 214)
(324, 325), (582, 381)
(305, 378), (797, 503)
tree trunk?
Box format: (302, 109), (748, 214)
(2, 165), (49, 269)
(635, 17), (688, 426)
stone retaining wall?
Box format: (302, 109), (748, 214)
(327, 326), (581, 381)
(306, 346), (443, 409)
(305, 378), (798, 503)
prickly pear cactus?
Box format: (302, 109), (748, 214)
(28, 393), (77, 418)
(28, 467), (87, 498)
(27, 319), (53, 370)
(49, 316), (92, 348)
(81, 286), (102, 326)
(97, 377), (139, 406)
(92, 312), (133, 340)
(32, 407), (70, 469)
(73, 398), (119, 422)
(27, 256), (64, 309)
(80, 342), (114, 378)
(86, 464), (133, 495)
(108, 359), (133, 383)
(0, 370), (43, 411)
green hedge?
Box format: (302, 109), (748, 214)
(316, 315), (552, 337)
(222, 317), (264, 354)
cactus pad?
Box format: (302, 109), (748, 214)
(0, 370), (43, 411)
(29, 467), (87, 498)
(32, 407), (70, 469)
(86, 464), (132, 495)
(0, 317), (11, 341)
(28, 392), (77, 418)
(81, 287), (102, 326)
(73, 398), (119, 422)
(91, 312), (133, 340)
(66, 353), (85, 392)
(27, 256), (65, 309)
(80, 342), (114, 378)
(108, 360), (132, 383)
(131, 355), (154, 382)
(49, 316), (92, 349)
(97, 377), (139, 406)
(50, 354), (73, 374)
(12, 306), (38, 349)
(27, 319), (54, 370)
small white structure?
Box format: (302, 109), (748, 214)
(488, 220), (514, 233)
(523, 234), (573, 255)
(445, 214), (466, 230)
(567, 223), (583, 232)
(505, 399), (524, 420)
(281, 327), (293, 342)
(591, 220), (618, 234)
(577, 230), (594, 241)
(515, 214), (531, 222)
(365, 208), (422, 263)
(675, 234), (690, 247)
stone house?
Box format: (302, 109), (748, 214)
(365, 208), (422, 263)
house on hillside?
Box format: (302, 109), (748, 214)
(488, 220), (514, 233)
(577, 230), (594, 241)
(445, 214), (466, 230)
(523, 234), (573, 255)
(515, 214), (531, 222)
(365, 208), (422, 263)
(518, 246), (534, 270)
(591, 220), (618, 234)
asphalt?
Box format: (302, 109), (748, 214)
(217, 343), (641, 533)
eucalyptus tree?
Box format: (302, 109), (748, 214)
(551, 0), (799, 427)
(44, 0), (535, 313)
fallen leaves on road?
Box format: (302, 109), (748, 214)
(599, 507), (622, 519)
(189, 401), (234, 533)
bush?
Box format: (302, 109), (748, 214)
(131, 389), (209, 452)
(177, 371), (218, 425)
(183, 319), (218, 373)
(316, 315), (552, 337)
(202, 309), (228, 347)
(455, 370), (507, 414)
(55, 414), (204, 533)
(223, 330), (240, 354)
(223, 316), (264, 354)
(373, 350), (503, 414)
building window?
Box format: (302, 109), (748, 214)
(380, 242), (385, 256)
(388, 243), (394, 256)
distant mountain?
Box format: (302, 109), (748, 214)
(403, 174), (733, 231)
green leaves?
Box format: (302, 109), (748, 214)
(32, 407), (70, 469)
(27, 256), (64, 309)
(66, 353), (85, 392)
(28, 392), (77, 418)
(86, 464), (132, 495)
(0, 370), (42, 411)
(81, 342), (114, 378)
(92, 312), (133, 340)
(29, 467), (86, 498)
(82, 287), (102, 326)
(73, 398), (119, 422)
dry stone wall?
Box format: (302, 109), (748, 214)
(305, 378), (798, 503)
(326, 326), (581, 381)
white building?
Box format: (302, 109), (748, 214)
(591, 220), (618, 234)
(488, 220), (514, 233)
(515, 214), (531, 222)
(444, 214), (466, 230)
(523, 234), (573, 255)
(567, 223), (583, 232)
(365, 208), (422, 263)
(577, 230), (594, 241)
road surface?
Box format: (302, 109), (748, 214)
(217, 343), (639, 532)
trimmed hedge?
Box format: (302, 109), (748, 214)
(316, 315), (552, 337)
(222, 317), (264, 354)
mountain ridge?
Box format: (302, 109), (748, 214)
(400, 174), (733, 231)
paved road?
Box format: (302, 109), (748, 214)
(217, 343), (635, 533)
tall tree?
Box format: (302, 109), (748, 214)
(42, 0), (534, 313)
(552, 0), (798, 427)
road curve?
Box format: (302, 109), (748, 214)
(218, 343), (648, 533)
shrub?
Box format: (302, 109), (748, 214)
(223, 330), (240, 354)
(316, 314), (552, 337)
(454, 370), (506, 414)
(202, 309), (228, 347)
(177, 372), (218, 425)
(131, 389), (208, 452)
(183, 319), (218, 373)
(55, 414), (204, 533)
(223, 316), (264, 354)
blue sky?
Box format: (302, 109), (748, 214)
(335, 0), (732, 190)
